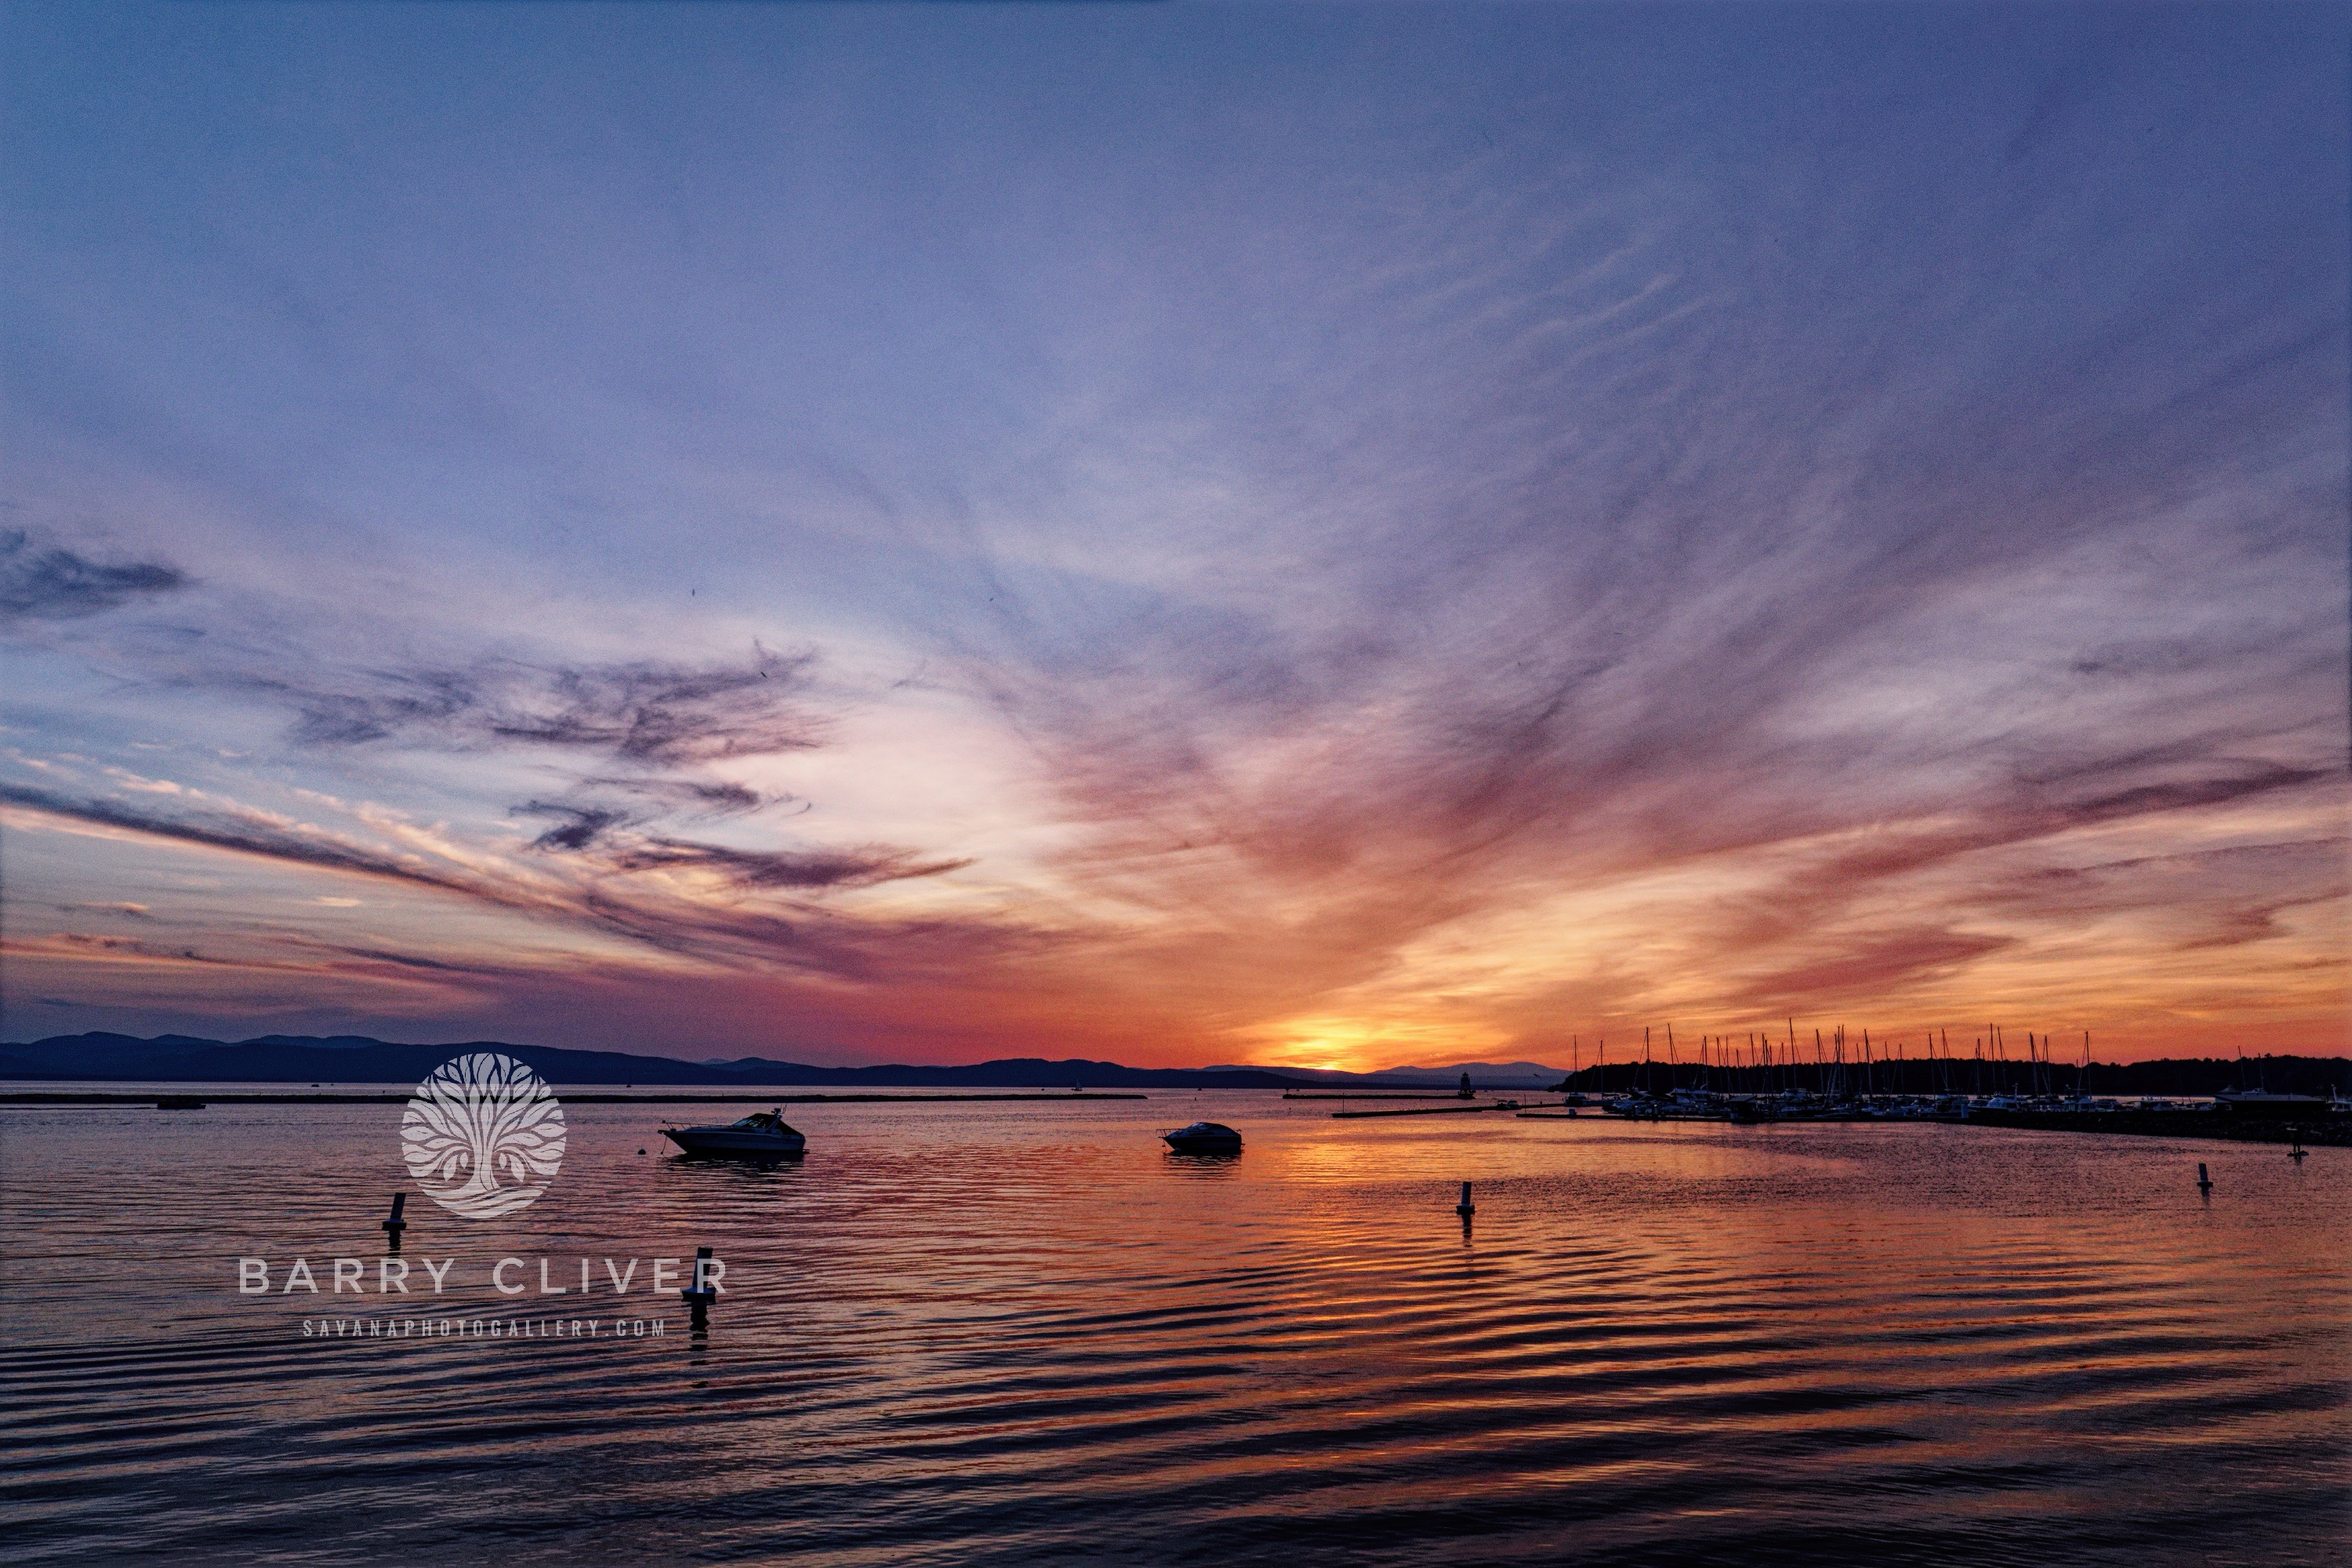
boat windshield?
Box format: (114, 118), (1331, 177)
(728, 1112), (793, 1132)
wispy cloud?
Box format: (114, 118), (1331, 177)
(0, 531), (187, 625)
(0, 779), (987, 971)
(261, 651), (824, 764)
(606, 838), (970, 891)
(0, 4), (2343, 1062)
(2, 782), (514, 906)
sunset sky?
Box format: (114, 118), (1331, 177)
(2, 3), (2345, 1069)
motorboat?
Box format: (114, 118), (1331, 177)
(662, 1109), (807, 1158)
(1162, 1120), (1243, 1155)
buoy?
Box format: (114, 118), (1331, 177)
(382, 1192), (406, 1247)
(1455, 1181), (1475, 1217)
(2196, 1163), (2212, 1192)
(681, 1245), (720, 1322)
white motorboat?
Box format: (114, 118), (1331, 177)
(2214, 1089), (2340, 1120)
(662, 1109), (807, 1158)
(1161, 1120), (1242, 1155)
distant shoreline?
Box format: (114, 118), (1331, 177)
(0, 1089), (1150, 1106)
(0, 1032), (1567, 1091)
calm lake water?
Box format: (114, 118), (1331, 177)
(2, 1088), (2347, 1565)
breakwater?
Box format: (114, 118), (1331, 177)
(1967, 1108), (2352, 1146)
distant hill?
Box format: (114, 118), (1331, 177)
(0, 1033), (1597, 1088)
(0, 1033), (1306, 1088)
(8, 1035), (2344, 1094)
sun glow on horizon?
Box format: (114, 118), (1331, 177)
(1, 5), (2342, 1065)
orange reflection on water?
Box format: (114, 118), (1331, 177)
(0, 1091), (2344, 1563)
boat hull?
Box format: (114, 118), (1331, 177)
(1163, 1136), (1241, 1155)
(1162, 1123), (1243, 1155)
(662, 1127), (807, 1157)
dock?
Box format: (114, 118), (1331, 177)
(1967, 1108), (2349, 1147)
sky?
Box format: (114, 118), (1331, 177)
(2, 2), (2345, 1070)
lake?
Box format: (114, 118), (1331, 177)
(2, 1089), (2345, 1565)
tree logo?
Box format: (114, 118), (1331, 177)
(401, 1053), (567, 1218)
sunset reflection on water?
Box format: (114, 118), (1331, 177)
(2, 1091), (2344, 1565)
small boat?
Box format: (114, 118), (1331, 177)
(662, 1109), (807, 1158)
(1162, 1120), (1242, 1155)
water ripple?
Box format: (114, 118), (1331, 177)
(2, 1094), (2345, 1565)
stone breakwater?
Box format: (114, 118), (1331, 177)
(1968, 1109), (2352, 1146)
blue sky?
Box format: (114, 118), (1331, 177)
(2, 2), (2344, 1066)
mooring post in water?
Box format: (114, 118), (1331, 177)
(382, 1192), (406, 1248)
(2196, 1163), (2212, 1192)
(2290, 1140), (2307, 1162)
(681, 1245), (718, 1324)
(1455, 1181), (1475, 1217)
